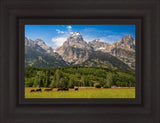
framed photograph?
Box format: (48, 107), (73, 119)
(20, 20), (141, 104)
(0, 0), (160, 122)
(24, 24), (136, 99)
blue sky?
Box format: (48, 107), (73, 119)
(25, 25), (135, 48)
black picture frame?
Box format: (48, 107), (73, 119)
(0, 0), (160, 122)
(20, 19), (141, 105)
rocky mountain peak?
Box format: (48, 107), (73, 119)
(120, 35), (134, 44)
(35, 39), (46, 46)
(25, 38), (54, 54)
(112, 35), (135, 51)
(72, 32), (81, 36)
(91, 38), (101, 43)
(57, 31), (92, 50)
(89, 38), (112, 52)
(25, 33), (135, 70)
(67, 32), (84, 42)
(25, 37), (28, 41)
(25, 37), (35, 47)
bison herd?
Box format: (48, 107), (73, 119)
(30, 88), (78, 92)
(30, 88), (42, 92)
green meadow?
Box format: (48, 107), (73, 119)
(25, 87), (135, 98)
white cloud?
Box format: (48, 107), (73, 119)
(51, 26), (74, 48)
(51, 36), (68, 48)
(56, 29), (64, 34)
(67, 25), (72, 33)
(67, 26), (72, 29)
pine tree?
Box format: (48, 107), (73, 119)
(68, 78), (74, 88)
(104, 72), (113, 88)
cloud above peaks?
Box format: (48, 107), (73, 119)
(56, 29), (64, 33)
(56, 29), (64, 34)
(67, 26), (72, 29)
(51, 36), (68, 48)
(51, 26), (73, 48)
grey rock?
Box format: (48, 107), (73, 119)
(25, 33), (136, 70)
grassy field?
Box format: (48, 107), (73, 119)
(25, 87), (135, 98)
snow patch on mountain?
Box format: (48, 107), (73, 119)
(98, 47), (105, 50)
(72, 32), (81, 36)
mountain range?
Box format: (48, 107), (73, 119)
(25, 32), (135, 71)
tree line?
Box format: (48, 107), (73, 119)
(25, 66), (135, 88)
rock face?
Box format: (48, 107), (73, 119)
(25, 38), (35, 47)
(25, 37), (67, 67)
(112, 35), (135, 51)
(58, 46), (89, 65)
(111, 48), (135, 69)
(110, 35), (135, 69)
(35, 39), (53, 53)
(25, 37), (54, 54)
(25, 32), (136, 71)
(81, 50), (132, 71)
(63, 32), (91, 50)
(87, 35), (135, 69)
(88, 38), (112, 52)
(56, 32), (91, 64)
(25, 46), (68, 67)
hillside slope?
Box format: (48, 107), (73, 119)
(25, 46), (68, 67)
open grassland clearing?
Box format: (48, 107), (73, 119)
(25, 87), (135, 98)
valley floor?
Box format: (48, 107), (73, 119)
(25, 87), (135, 98)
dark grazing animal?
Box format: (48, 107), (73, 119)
(30, 89), (35, 92)
(57, 88), (63, 91)
(44, 88), (52, 91)
(63, 88), (69, 91)
(75, 88), (78, 91)
(36, 88), (42, 92)
(57, 88), (69, 91)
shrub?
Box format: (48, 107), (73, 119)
(103, 84), (110, 88)
(25, 82), (33, 87)
(94, 83), (101, 88)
